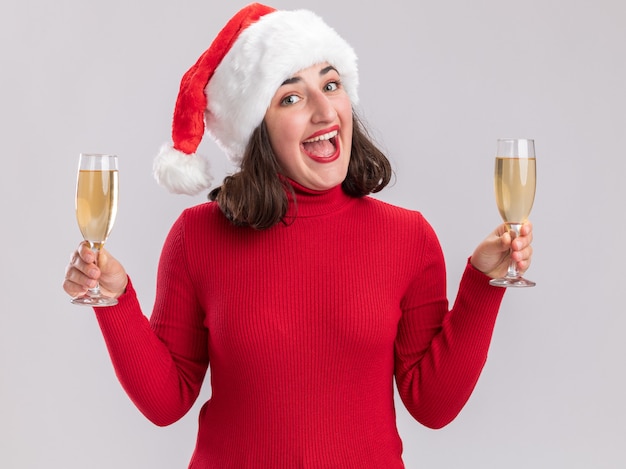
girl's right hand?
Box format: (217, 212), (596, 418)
(63, 242), (128, 300)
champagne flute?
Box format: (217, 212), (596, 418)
(71, 153), (119, 306)
(489, 139), (536, 288)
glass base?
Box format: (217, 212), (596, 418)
(71, 293), (118, 307)
(489, 276), (536, 288)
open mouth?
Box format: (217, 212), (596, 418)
(301, 129), (339, 162)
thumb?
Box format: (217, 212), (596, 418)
(95, 248), (128, 297)
(96, 247), (114, 272)
(498, 230), (512, 252)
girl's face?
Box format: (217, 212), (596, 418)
(264, 62), (353, 191)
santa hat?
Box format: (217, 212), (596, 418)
(153, 2), (359, 195)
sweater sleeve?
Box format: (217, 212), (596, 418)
(394, 218), (505, 429)
(94, 212), (209, 426)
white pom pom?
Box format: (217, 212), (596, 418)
(153, 144), (213, 195)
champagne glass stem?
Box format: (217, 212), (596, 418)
(505, 223), (522, 279)
(86, 245), (104, 299)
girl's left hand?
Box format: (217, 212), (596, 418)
(470, 221), (533, 279)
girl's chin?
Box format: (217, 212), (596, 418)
(297, 171), (348, 191)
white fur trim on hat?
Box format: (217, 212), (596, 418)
(153, 144), (212, 195)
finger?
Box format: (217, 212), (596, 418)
(520, 221), (533, 236)
(498, 230), (512, 251)
(65, 247), (101, 296)
(64, 262), (99, 288)
(515, 256), (532, 275)
(512, 229), (533, 251)
(494, 223), (509, 238)
(98, 248), (111, 269)
(63, 268), (97, 297)
(511, 244), (533, 263)
(77, 241), (96, 264)
(63, 277), (90, 297)
(69, 249), (100, 278)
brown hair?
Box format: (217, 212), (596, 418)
(209, 113), (393, 230)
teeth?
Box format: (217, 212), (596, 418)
(303, 130), (337, 143)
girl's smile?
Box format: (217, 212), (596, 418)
(301, 126), (341, 163)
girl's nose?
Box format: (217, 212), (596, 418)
(309, 90), (337, 123)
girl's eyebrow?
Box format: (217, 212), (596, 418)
(281, 76), (300, 86)
(320, 65), (339, 76)
(280, 65), (340, 86)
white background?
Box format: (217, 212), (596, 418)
(1, 0), (624, 467)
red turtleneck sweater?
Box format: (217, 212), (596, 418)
(94, 182), (505, 468)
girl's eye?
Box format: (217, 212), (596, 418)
(281, 94), (301, 106)
(324, 81), (340, 92)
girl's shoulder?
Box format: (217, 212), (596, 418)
(174, 201), (233, 236)
(359, 196), (428, 225)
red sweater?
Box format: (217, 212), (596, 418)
(95, 182), (505, 468)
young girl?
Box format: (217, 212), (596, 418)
(63, 3), (533, 467)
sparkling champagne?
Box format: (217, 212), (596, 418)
(494, 157), (536, 224)
(75, 169), (119, 249)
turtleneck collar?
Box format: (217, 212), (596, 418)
(283, 178), (354, 220)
